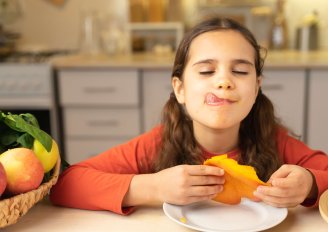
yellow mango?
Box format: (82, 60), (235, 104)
(204, 154), (270, 204)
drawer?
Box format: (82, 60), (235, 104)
(142, 70), (172, 131)
(262, 70), (305, 137)
(58, 69), (139, 106)
(65, 138), (129, 164)
(63, 108), (141, 137)
(308, 70), (328, 152)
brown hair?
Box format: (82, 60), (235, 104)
(153, 17), (282, 181)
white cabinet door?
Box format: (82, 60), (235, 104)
(142, 70), (172, 132)
(63, 108), (140, 137)
(57, 69), (141, 163)
(65, 138), (130, 164)
(262, 70), (306, 139)
(58, 69), (139, 106)
(308, 70), (328, 153)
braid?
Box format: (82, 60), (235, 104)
(153, 93), (202, 172)
(239, 89), (282, 181)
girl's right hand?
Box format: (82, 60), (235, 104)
(154, 165), (225, 205)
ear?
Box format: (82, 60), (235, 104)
(256, 76), (262, 95)
(172, 76), (185, 104)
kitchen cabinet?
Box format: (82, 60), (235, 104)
(52, 51), (328, 162)
(308, 69), (328, 153)
(142, 69), (306, 140)
(57, 69), (141, 163)
(142, 69), (172, 131)
(262, 69), (306, 139)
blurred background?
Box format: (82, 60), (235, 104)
(1, 0), (327, 53)
(1, 0), (328, 163)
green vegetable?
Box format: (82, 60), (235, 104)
(0, 111), (52, 154)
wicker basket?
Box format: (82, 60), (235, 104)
(0, 156), (61, 228)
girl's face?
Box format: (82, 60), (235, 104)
(173, 30), (261, 135)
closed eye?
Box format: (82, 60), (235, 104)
(232, 71), (248, 75)
(199, 71), (215, 75)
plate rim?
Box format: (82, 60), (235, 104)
(319, 189), (328, 223)
(163, 199), (288, 232)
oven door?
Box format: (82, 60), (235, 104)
(0, 63), (58, 139)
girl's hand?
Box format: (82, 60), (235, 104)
(154, 165), (225, 205)
(254, 164), (317, 208)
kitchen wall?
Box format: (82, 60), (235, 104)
(5, 0), (328, 51)
(5, 0), (129, 51)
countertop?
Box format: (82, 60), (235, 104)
(51, 50), (328, 70)
(2, 198), (327, 232)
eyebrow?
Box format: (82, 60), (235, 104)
(192, 58), (254, 67)
(232, 59), (254, 66)
(192, 59), (217, 66)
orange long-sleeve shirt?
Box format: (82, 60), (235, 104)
(49, 125), (328, 215)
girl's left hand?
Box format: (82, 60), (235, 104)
(253, 164), (316, 208)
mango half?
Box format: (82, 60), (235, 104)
(204, 154), (270, 204)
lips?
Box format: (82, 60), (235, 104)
(205, 93), (235, 106)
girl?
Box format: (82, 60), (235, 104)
(50, 17), (328, 215)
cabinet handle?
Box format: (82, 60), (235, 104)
(87, 120), (119, 127)
(261, 84), (283, 91)
(83, 86), (116, 93)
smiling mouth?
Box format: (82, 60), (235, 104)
(205, 93), (236, 106)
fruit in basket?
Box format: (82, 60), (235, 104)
(204, 154), (270, 204)
(0, 148), (44, 195)
(33, 139), (59, 173)
(0, 163), (7, 197)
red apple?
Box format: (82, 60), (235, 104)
(0, 148), (44, 195)
(0, 162), (7, 197)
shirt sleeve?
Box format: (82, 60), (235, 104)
(277, 128), (328, 207)
(49, 126), (162, 215)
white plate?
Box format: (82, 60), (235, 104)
(163, 199), (288, 232)
(319, 189), (328, 223)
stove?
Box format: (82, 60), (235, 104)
(0, 50), (72, 63)
(0, 50), (72, 140)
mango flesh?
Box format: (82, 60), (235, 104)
(204, 154), (270, 204)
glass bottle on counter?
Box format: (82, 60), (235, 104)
(79, 10), (101, 55)
(270, 0), (288, 50)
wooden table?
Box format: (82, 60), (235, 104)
(2, 199), (327, 232)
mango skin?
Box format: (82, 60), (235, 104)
(204, 154), (270, 204)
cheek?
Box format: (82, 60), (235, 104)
(240, 84), (259, 107)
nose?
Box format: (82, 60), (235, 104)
(216, 80), (234, 89)
(214, 67), (235, 90)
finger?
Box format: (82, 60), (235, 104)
(271, 177), (293, 188)
(187, 185), (223, 198)
(187, 165), (224, 176)
(254, 190), (298, 208)
(255, 185), (298, 199)
(183, 194), (218, 205)
(269, 164), (293, 180)
(255, 186), (295, 197)
(189, 175), (225, 186)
